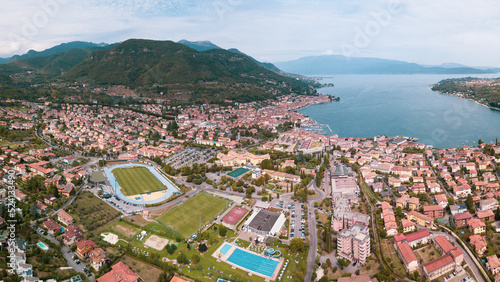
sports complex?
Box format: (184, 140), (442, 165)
(103, 162), (181, 205)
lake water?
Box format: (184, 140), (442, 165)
(299, 74), (500, 149)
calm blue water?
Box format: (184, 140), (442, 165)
(220, 243), (232, 255)
(299, 74), (500, 149)
(227, 248), (279, 277)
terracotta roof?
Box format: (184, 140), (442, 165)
(487, 255), (500, 270)
(423, 255), (454, 274)
(396, 242), (418, 264)
(434, 235), (454, 254)
(477, 210), (494, 219)
(394, 233), (406, 242)
(43, 219), (62, 231)
(423, 205), (443, 212)
(405, 229), (430, 242)
(401, 218), (415, 228)
(97, 261), (140, 282)
(454, 212), (472, 220)
(57, 210), (74, 223)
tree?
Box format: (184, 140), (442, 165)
(191, 253), (201, 264)
(495, 207), (500, 221)
(289, 238), (305, 253)
(218, 224), (228, 237)
(29, 204), (37, 218)
(157, 271), (173, 282)
(177, 252), (189, 264)
(465, 194), (474, 211)
(198, 243), (208, 253)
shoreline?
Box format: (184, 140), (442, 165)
(433, 90), (500, 111)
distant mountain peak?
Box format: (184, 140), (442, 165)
(275, 54), (495, 75)
(177, 40), (221, 51)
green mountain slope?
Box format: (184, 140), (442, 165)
(60, 39), (316, 102)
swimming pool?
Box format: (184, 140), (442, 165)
(227, 248), (279, 278)
(37, 242), (49, 251)
(220, 243), (232, 255)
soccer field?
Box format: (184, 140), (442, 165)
(112, 167), (165, 196)
(156, 193), (230, 238)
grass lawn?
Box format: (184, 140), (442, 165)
(113, 167), (165, 196)
(381, 239), (407, 276)
(124, 214), (152, 227)
(66, 191), (122, 232)
(121, 255), (163, 282)
(156, 192), (230, 238)
(415, 245), (440, 263)
(95, 219), (141, 240)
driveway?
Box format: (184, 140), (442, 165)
(31, 225), (94, 281)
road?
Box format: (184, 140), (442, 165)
(304, 178), (326, 282)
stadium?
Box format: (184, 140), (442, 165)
(103, 162), (180, 205)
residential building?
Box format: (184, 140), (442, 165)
(468, 218), (486, 234)
(401, 219), (416, 233)
(451, 212), (472, 228)
(487, 255), (500, 276)
(423, 205), (444, 218)
(57, 210), (74, 226)
(337, 223), (371, 264)
(89, 248), (108, 271)
(97, 261), (140, 282)
(422, 255), (455, 280)
(395, 241), (418, 272)
(433, 235), (464, 265)
(469, 235), (487, 256)
(477, 210), (495, 222)
(479, 198), (499, 211)
(450, 204), (467, 215)
(407, 211), (433, 228)
(404, 229), (431, 248)
(42, 219), (62, 235)
(408, 197), (420, 210)
(453, 184), (472, 197)
(76, 240), (97, 258)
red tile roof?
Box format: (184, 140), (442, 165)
(97, 261), (139, 282)
(423, 255), (454, 273)
(454, 212), (472, 220)
(405, 229), (430, 243)
(434, 235), (454, 254)
(396, 242), (417, 264)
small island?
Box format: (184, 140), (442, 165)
(432, 77), (500, 109)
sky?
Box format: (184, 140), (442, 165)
(2, 0), (500, 66)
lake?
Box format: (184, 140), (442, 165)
(299, 74), (500, 149)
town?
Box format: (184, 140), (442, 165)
(0, 91), (499, 282)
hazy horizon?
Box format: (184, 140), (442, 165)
(2, 0), (500, 67)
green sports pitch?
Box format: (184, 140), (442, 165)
(112, 167), (165, 196)
(156, 193), (230, 238)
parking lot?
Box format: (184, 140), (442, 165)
(273, 199), (306, 240)
(163, 147), (216, 169)
(91, 184), (142, 215)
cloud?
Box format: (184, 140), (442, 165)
(0, 0), (499, 66)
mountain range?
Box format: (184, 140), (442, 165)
(0, 39), (317, 104)
(275, 55), (499, 75)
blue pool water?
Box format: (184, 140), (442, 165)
(227, 248), (279, 277)
(220, 243), (232, 255)
(37, 242), (49, 251)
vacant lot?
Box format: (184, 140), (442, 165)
(113, 167), (165, 196)
(121, 255), (163, 282)
(66, 191), (122, 231)
(156, 192), (229, 238)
